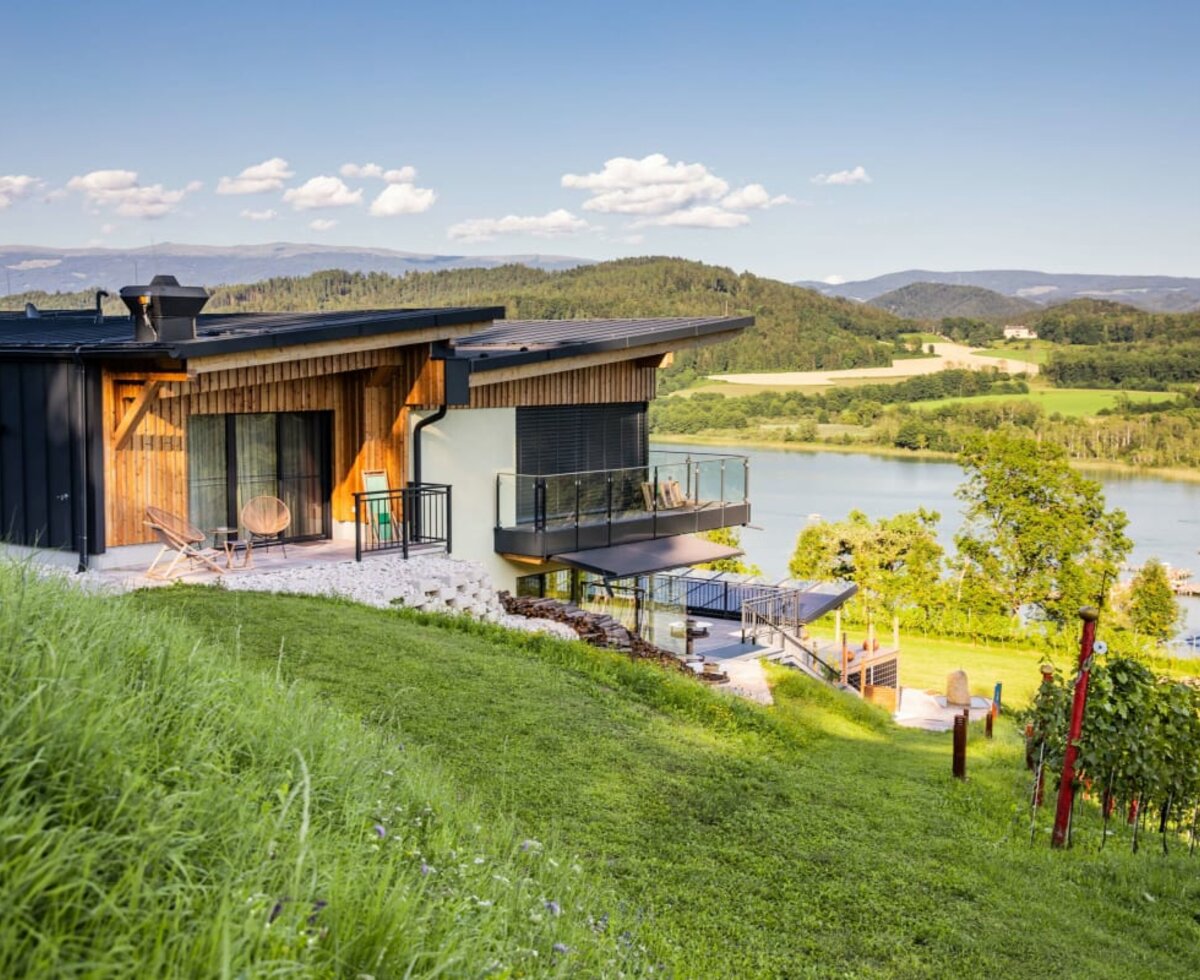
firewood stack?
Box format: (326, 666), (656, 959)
(498, 592), (687, 672)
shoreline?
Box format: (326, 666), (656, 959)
(651, 433), (1200, 484)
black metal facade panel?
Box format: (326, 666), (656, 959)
(0, 359), (85, 550)
(515, 402), (648, 476)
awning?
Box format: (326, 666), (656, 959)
(551, 536), (743, 579)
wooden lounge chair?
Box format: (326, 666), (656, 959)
(640, 479), (691, 510)
(144, 506), (226, 579)
(239, 495), (291, 567)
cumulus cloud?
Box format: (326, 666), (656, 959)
(369, 182), (436, 217)
(217, 157), (294, 195)
(561, 153), (791, 231)
(721, 183), (793, 211)
(0, 175), (42, 209)
(811, 165), (871, 186)
(562, 153), (730, 216)
(341, 162), (418, 184)
(240, 208), (278, 221)
(309, 218), (337, 231)
(447, 209), (593, 243)
(282, 176), (362, 210)
(822, 275), (847, 285)
(634, 206), (750, 230)
(66, 169), (201, 218)
(6, 258), (61, 271)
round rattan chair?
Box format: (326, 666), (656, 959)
(240, 495), (292, 563)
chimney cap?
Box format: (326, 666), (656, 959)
(119, 274), (209, 341)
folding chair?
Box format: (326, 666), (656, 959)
(144, 506), (226, 579)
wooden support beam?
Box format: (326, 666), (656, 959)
(366, 364), (396, 387)
(112, 380), (162, 451)
(110, 371), (192, 383)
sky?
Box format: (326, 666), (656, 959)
(1, 0), (1197, 283)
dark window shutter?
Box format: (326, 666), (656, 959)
(516, 403), (648, 475)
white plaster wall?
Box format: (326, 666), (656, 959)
(413, 407), (526, 592)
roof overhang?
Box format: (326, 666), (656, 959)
(551, 535), (743, 579)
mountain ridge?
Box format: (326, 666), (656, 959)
(868, 282), (1039, 321)
(796, 268), (1200, 313)
(0, 242), (592, 295)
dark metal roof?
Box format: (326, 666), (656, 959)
(441, 315), (753, 372)
(552, 535), (744, 578)
(0, 306), (505, 359)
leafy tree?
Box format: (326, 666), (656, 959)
(953, 434), (1131, 625)
(696, 527), (763, 576)
(1125, 558), (1182, 641)
(789, 509), (944, 623)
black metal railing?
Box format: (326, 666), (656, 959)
(354, 482), (452, 561)
(493, 450), (750, 557)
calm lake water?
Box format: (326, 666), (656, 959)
(654, 440), (1200, 638)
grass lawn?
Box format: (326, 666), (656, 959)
(971, 345), (1053, 366)
(130, 587), (1200, 978)
(908, 386), (1178, 417)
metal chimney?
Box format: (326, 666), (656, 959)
(119, 274), (209, 342)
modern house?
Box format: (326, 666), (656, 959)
(1002, 324), (1037, 340)
(0, 277), (753, 613)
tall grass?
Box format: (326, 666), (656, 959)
(0, 562), (643, 977)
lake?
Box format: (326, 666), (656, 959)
(654, 440), (1200, 637)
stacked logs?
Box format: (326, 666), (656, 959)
(498, 592), (686, 672)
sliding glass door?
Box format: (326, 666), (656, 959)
(187, 412), (331, 544)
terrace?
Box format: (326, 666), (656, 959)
(493, 449), (751, 559)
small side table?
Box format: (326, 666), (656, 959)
(210, 526), (239, 568)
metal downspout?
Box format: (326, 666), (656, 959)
(72, 346), (90, 572)
(411, 404), (447, 542)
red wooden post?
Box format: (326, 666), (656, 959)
(952, 714), (967, 779)
(1051, 606), (1100, 849)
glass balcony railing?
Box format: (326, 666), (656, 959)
(494, 450), (751, 557)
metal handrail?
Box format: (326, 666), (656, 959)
(499, 449), (749, 481)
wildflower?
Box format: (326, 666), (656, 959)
(544, 900), (561, 916)
(552, 943), (570, 955)
(519, 838), (543, 852)
(420, 862), (434, 876)
(373, 824), (387, 839)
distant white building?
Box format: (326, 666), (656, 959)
(1003, 325), (1038, 340)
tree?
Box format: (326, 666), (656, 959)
(789, 509), (945, 624)
(696, 527), (763, 576)
(1126, 558), (1182, 642)
(953, 434), (1131, 625)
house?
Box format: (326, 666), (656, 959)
(1002, 324), (1037, 340)
(0, 276), (752, 611)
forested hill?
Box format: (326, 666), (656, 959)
(3, 258), (915, 374)
(868, 282), (1037, 322)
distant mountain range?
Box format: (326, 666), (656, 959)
(795, 269), (1200, 313)
(0, 242), (591, 296)
(867, 282), (1039, 322)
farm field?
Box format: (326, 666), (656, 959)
(126, 585), (1200, 979)
(907, 386), (1178, 417)
(972, 344), (1054, 366)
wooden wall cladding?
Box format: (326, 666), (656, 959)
(102, 348), (660, 547)
(467, 361), (657, 408)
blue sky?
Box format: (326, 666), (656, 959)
(1, 0), (1196, 281)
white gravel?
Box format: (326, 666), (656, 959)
(22, 554), (578, 642)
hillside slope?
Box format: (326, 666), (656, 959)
(869, 281), (1038, 321)
(3, 257), (916, 374)
(131, 586), (1200, 979)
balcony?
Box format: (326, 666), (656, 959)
(494, 450), (750, 559)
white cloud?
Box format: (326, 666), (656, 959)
(721, 183), (793, 211)
(240, 208), (278, 221)
(369, 182), (436, 217)
(811, 165), (872, 186)
(822, 275), (847, 285)
(282, 176), (362, 210)
(0, 175), (42, 208)
(447, 209), (593, 243)
(562, 153), (791, 232)
(341, 162), (417, 184)
(6, 258), (61, 271)
(66, 169), (201, 218)
(100, 223), (117, 235)
(217, 157), (294, 195)
(309, 218), (337, 231)
(562, 153), (730, 216)
(634, 206), (750, 230)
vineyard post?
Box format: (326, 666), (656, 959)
(1051, 606), (1100, 849)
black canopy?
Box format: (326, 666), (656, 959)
(552, 535), (743, 579)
